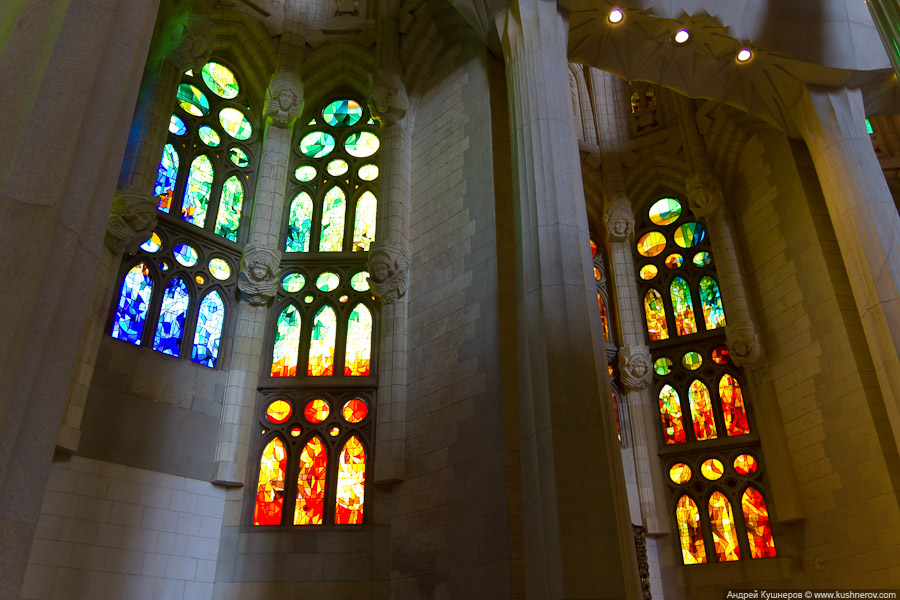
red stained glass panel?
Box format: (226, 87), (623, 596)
(659, 384), (686, 444)
(742, 487), (777, 558)
(294, 437), (327, 525)
(719, 374), (750, 436)
(676, 495), (706, 564)
(709, 492), (741, 562)
(689, 380), (718, 441)
(253, 437), (286, 526)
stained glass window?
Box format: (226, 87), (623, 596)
(709, 492), (741, 562)
(286, 192), (314, 252)
(253, 437), (287, 525)
(644, 289), (669, 341)
(319, 187), (346, 252)
(659, 384), (686, 444)
(676, 495), (707, 564)
(152, 278), (190, 356)
(352, 191), (377, 252)
(334, 436), (366, 524)
(742, 487), (777, 558)
(214, 176), (243, 242)
(182, 155), (214, 227)
(155, 144), (180, 212)
(598, 293), (610, 342)
(308, 305), (337, 376)
(271, 305), (302, 377)
(699, 276), (726, 330)
(719, 374), (750, 436)
(689, 380), (717, 440)
(670, 277), (697, 336)
(191, 291), (224, 367)
(294, 437), (327, 525)
(111, 263), (153, 344)
(345, 304), (372, 376)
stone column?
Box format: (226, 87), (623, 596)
(677, 94), (763, 365)
(792, 85), (900, 456)
(212, 5), (305, 485)
(498, 2), (640, 597)
(0, 0), (160, 596)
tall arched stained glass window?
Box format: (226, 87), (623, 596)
(308, 304), (337, 376)
(111, 263), (153, 345)
(286, 192), (313, 252)
(152, 278), (190, 356)
(688, 380), (717, 441)
(192, 291), (225, 368)
(334, 436), (366, 525)
(676, 495), (706, 564)
(294, 436), (327, 525)
(699, 276), (726, 330)
(253, 437), (287, 526)
(345, 304), (372, 376)
(742, 487), (777, 558)
(271, 305), (302, 377)
(719, 374), (750, 436)
(644, 289), (669, 341)
(659, 384), (686, 445)
(709, 492), (741, 562)
(670, 277), (697, 336)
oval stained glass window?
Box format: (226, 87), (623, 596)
(214, 175), (243, 242)
(712, 345), (730, 364)
(266, 400), (292, 424)
(682, 351), (702, 370)
(176, 83), (209, 116)
(173, 243), (199, 267)
(358, 164), (378, 181)
(342, 399), (368, 423)
(208, 258), (231, 280)
(330, 426), (341, 437)
(649, 197), (682, 225)
(665, 254), (683, 269)
(670, 463), (692, 484)
(654, 357), (673, 375)
(201, 61), (239, 99)
(350, 272), (370, 292)
(290, 427), (302, 438)
(198, 126), (221, 147)
(327, 159), (349, 176)
(195, 274), (205, 285)
(169, 115), (187, 135)
(344, 131), (380, 158)
(140, 232), (162, 253)
(353, 191), (377, 252)
(637, 231), (666, 257)
(111, 263), (153, 345)
(282, 273), (305, 293)
(674, 222), (706, 248)
(219, 108), (253, 140)
(295, 165), (317, 182)
(300, 132), (335, 158)
(182, 155), (214, 227)
(639, 264), (658, 280)
(316, 272), (340, 292)
(693, 251), (712, 267)
(191, 291), (224, 367)
(734, 454), (758, 476)
(323, 99), (363, 127)
(305, 399), (330, 423)
(286, 192), (313, 253)
(271, 305), (301, 377)
(229, 147), (250, 167)
(701, 458), (724, 480)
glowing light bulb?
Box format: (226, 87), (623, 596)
(608, 8), (624, 24)
(736, 48), (752, 62)
(674, 29), (690, 44)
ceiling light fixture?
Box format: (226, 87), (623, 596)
(674, 29), (690, 44)
(736, 48), (753, 63)
(608, 8), (624, 24)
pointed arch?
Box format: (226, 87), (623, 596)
(643, 288), (669, 341)
(344, 303), (372, 376)
(688, 380), (718, 441)
(598, 292), (610, 342)
(191, 290), (225, 368)
(659, 384), (686, 444)
(308, 304), (337, 376)
(709, 491), (741, 562)
(352, 190), (376, 251)
(675, 495), (706, 564)
(152, 277), (190, 356)
(111, 263), (154, 345)
(286, 191), (314, 252)
(319, 186), (347, 252)
(271, 304), (302, 377)
(181, 154), (214, 227)
(670, 277), (697, 336)
(699, 275), (726, 330)
(294, 436), (327, 525)
(214, 175), (244, 242)
(154, 144), (180, 212)
(334, 435), (366, 524)
(253, 436), (287, 526)
(742, 487), (777, 558)
(719, 374), (750, 436)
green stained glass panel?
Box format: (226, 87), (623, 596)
(682, 351), (702, 370)
(699, 276), (726, 330)
(177, 83), (209, 117)
(286, 192), (313, 252)
(229, 147), (250, 167)
(670, 277), (697, 336)
(282, 273), (305, 292)
(654, 357), (673, 375)
(201, 61), (239, 99)
(649, 197), (682, 226)
(295, 165), (317, 182)
(182, 155), (214, 227)
(674, 222), (706, 248)
(198, 125), (221, 147)
(271, 304), (302, 377)
(316, 272), (340, 292)
(352, 191), (376, 251)
(219, 108), (253, 140)
(300, 132), (335, 158)
(322, 99), (363, 127)
(214, 175), (243, 241)
(327, 159), (349, 176)
(169, 115), (187, 135)
(344, 132), (380, 158)
(692, 251), (711, 267)
(319, 187), (346, 252)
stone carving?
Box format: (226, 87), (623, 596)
(168, 19), (214, 72)
(367, 243), (410, 304)
(368, 67), (409, 126)
(238, 245), (280, 306)
(619, 345), (652, 391)
(605, 195), (635, 243)
(264, 71), (304, 129)
(686, 174), (724, 218)
(335, 0), (360, 16)
(105, 189), (157, 255)
(726, 323), (762, 366)
(632, 525), (653, 600)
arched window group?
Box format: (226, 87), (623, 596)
(591, 239), (626, 446)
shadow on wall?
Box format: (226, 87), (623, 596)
(758, 0), (825, 66)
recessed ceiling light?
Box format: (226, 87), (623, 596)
(736, 48), (752, 63)
(608, 8), (624, 24)
(674, 29), (690, 44)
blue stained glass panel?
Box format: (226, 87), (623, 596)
(192, 291), (225, 367)
(181, 155), (214, 227)
(153, 278), (190, 356)
(154, 144), (180, 213)
(111, 263), (153, 345)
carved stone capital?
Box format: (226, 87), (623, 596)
(167, 19), (214, 73)
(368, 67), (409, 126)
(605, 195), (635, 243)
(264, 71), (304, 129)
(686, 174), (723, 218)
(105, 188), (158, 255)
(725, 323), (763, 366)
(619, 344), (652, 391)
(238, 245), (281, 306)
(367, 242), (410, 304)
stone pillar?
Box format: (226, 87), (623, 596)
(498, 2), (640, 597)
(212, 5), (305, 485)
(792, 85), (900, 457)
(677, 94), (763, 365)
(0, 0), (160, 596)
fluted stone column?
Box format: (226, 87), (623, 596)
(498, 2), (640, 597)
(212, 5), (305, 485)
(678, 94), (763, 366)
(792, 85), (900, 456)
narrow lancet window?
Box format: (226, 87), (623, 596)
(334, 436), (366, 524)
(676, 495), (707, 564)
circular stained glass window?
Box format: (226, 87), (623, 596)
(350, 272), (370, 292)
(198, 125), (221, 147)
(669, 463), (692, 484)
(266, 399), (292, 424)
(219, 108), (253, 140)
(169, 115), (187, 135)
(304, 295), (313, 304)
(177, 83), (209, 116)
(693, 251), (712, 267)
(295, 165), (316, 182)
(140, 232), (162, 253)
(304, 399), (330, 423)
(159, 260), (170, 272)
(639, 264), (658, 280)
(208, 258), (231, 280)
(358, 164), (378, 181)
(701, 458), (724, 480)
(711, 345), (730, 365)
(327, 159), (349, 176)
(329, 426), (341, 437)
(195, 274), (205, 285)
(734, 454), (758, 475)
(290, 427), (301, 438)
(316, 272), (340, 292)
(229, 147), (250, 167)
(593, 267), (602, 281)
(173, 243), (199, 267)
(682, 351), (702, 370)
(282, 273), (305, 293)
(674, 222), (706, 248)
(342, 399), (368, 423)
(649, 197), (682, 226)
(300, 131), (335, 158)
(339, 295), (349, 303)
(323, 99), (363, 127)
(637, 232), (667, 257)
(201, 61), (239, 99)
(665, 254), (683, 269)
(344, 131), (380, 157)
(654, 357), (673, 376)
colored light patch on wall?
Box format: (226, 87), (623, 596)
(323, 99), (363, 127)
(286, 192), (313, 252)
(674, 222), (706, 248)
(742, 487), (777, 558)
(344, 131), (380, 158)
(358, 164), (378, 181)
(665, 254), (683, 269)
(701, 458), (724, 480)
(639, 264), (658, 280)
(197, 125), (220, 147)
(676, 495), (707, 564)
(637, 231), (666, 257)
(669, 463), (692, 484)
(682, 351), (702, 370)
(335, 436), (366, 524)
(327, 159), (349, 176)
(699, 276), (726, 330)
(689, 380), (718, 440)
(111, 263), (153, 345)
(712, 345), (730, 364)
(649, 197), (682, 226)
(693, 251), (712, 267)
(253, 437), (286, 525)
(734, 454), (758, 476)
(319, 187), (346, 252)
(152, 278), (190, 356)
(659, 384), (686, 444)
(294, 437), (327, 525)
(271, 305), (301, 377)
(182, 155), (214, 227)
(308, 305), (337, 376)
(219, 108), (252, 140)
(191, 291), (224, 367)
(208, 258), (231, 280)
(654, 357), (673, 375)
(353, 191), (377, 252)
(670, 277), (697, 336)
(173, 243), (199, 267)
(176, 83), (209, 117)
(214, 175), (243, 242)
(598, 293), (610, 342)
(140, 232), (162, 253)
(201, 61), (239, 99)
(229, 147), (250, 167)
(169, 115), (187, 135)
(316, 272), (340, 292)
(282, 273), (305, 292)
(643, 289), (669, 341)
(265, 400), (292, 424)
(345, 304), (372, 376)
(304, 399), (330, 423)
(719, 374), (751, 436)
(350, 272), (370, 292)
(154, 144), (179, 212)
(300, 131), (335, 158)
(295, 165), (317, 182)
(709, 492), (741, 562)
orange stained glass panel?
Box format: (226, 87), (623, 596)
(659, 384), (686, 445)
(253, 437), (286, 526)
(689, 380), (718, 440)
(335, 436), (366, 524)
(342, 399), (368, 423)
(669, 463), (692, 484)
(590, 239), (598, 257)
(709, 492), (741, 562)
(734, 454), (758, 476)
(644, 289), (669, 341)
(598, 293), (610, 342)
(265, 400), (292, 424)
(676, 495), (707, 564)
(701, 458), (724, 481)
(294, 437), (327, 525)
(742, 487), (777, 558)
(637, 231), (667, 257)
(719, 374), (750, 436)
(304, 399), (330, 423)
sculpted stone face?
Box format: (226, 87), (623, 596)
(372, 260), (390, 281)
(250, 262), (269, 280)
(278, 89), (294, 111)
